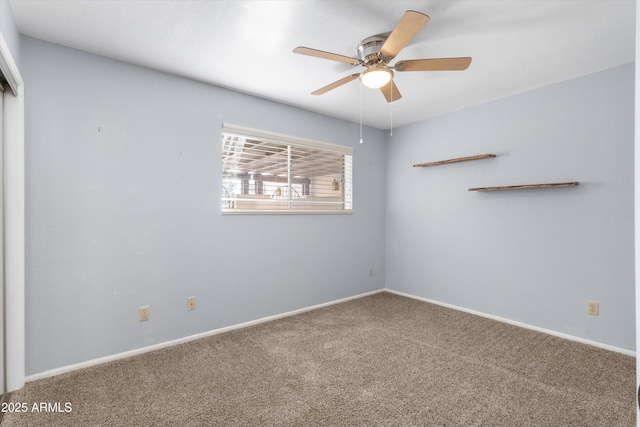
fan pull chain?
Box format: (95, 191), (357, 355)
(359, 80), (364, 144)
(389, 83), (393, 137)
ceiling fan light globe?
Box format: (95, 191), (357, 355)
(360, 68), (392, 89)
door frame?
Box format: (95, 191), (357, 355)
(0, 31), (24, 393)
(635, 0), (639, 423)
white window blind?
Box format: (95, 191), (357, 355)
(222, 124), (353, 214)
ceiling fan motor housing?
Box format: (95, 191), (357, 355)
(357, 34), (389, 64)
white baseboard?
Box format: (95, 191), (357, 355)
(26, 289), (386, 383)
(385, 288), (636, 357)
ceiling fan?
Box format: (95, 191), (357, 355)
(293, 10), (471, 103)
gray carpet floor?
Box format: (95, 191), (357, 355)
(2, 292), (635, 426)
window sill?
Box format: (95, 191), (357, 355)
(222, 209), (353, 215)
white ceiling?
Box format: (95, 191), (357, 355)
(8, 0), (636, 130)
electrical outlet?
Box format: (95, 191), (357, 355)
(369, 268), (374, 277)
(139, 305), (150, 321)
(587, 301), (599, 316)
(187, 296), (196, 311)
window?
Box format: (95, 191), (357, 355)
(222, 124), (353, 214)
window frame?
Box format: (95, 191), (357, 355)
(221, 124), (353, 215)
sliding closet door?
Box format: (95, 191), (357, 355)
(636, 2), (640, 423)
(0, 79), (5, 395)
(636, 3), (640, 423)
(636, 2), (640, 422)
(0, 33), (23, 393)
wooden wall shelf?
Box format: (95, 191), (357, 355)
(413, 154), (496, 168)
(468, 182), (579, 192)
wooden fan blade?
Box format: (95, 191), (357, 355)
(293, 46), (363, 65)
(380, 79), (402, 103)
(394, 57), (472, 72)
(312, 74), (360, 95)
(380, 10), (430, 60)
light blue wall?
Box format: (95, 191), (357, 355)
(22, 36), (387, 375)
(21, 32), (635, 375)
(386, 63), (635, 351)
